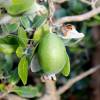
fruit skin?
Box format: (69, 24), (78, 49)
(6, 0), (34, 15)
(37, 33), (67, 75)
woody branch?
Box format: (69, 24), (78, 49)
(57, 65), (100, 95)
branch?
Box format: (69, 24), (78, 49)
(56, 7), (100, 24)
(6, 94), (28, 100)
(80, 0), (92, 5)
(38, 80), (60, 100)
(53, 0), (68, 3)
(48, 0), (56, 26)
(57, 65), (100, 95)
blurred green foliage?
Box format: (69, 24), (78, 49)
(0, 0), (100, 100)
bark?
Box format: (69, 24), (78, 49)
(91, 25), (100, 100)
(38, 80), (60, 100)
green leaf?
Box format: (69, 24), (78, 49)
(0, 84), (5, 92)
(4, 55), (13, 71)
(68, 0), (86, 14)
(32, 14), (47, 28)
(8, 69), (20, 85)
(26, 43), (39, 64)
(18, 27), (28, 47)
(0, 44), (15, 54)
(18, 56), (28, 85)
(0, 35), (18, 47)
(16, 46), (24, 58)
(0, 54), (13, 74)
(61, 54), (70, 77)
(33, 23), (49, 42)
(1, 23), (19, 34)
(12, 86), (40, 98)
(6, 0), (34, 16)
(20, 16), (30, 29)
(86, 19), (100, 27)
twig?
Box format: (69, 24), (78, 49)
(0, 91), (10, 99)
(91, 0), (98, 9)
(6, 94), (28, 100)
(53, 0), (68, 3)
(81, 0), (98, 9)
(57, 65), (100, 95)
(56, 7), (100, 24)
(48, 0), (55, 24)
(48, 0), (55, 17)
(80, 0), (92, 5)
(0, 84), (14, 99)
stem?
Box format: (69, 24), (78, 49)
(38, 80), (60, 100)
(57, 65), (100, 95)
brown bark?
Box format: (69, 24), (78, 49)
(91, 26), (100, 100)
(38, 80), (60, 100)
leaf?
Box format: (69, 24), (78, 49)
(20, 16), (30, 29)
(86, 19), (100, 27)
(0, 35), (18, 54)
(33, 23), (49, 42)
(6, 0), (34, 15)
(30, 53), (41, 72)
(4, 55), (13, 71)
(0, 35), (18, 47)
(12, 86), (40, 98)
(0, 84), (5, 92)
(18, 27), (28, 47)
(0, 44), (15, 54)
(1, 23), (19, 34)
(28, 15), (36, 22)
(61, 53), (70, 77)
(18, 56), (28, 85)
(32, 14), (47, 28)
(68, 0), (86, 14)
(26, 43), (39, 65)
(16, 46), (24, 58)
(8, 69), (20, 85)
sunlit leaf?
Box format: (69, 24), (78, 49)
(16, 46), (24, 58)
(6, 0), (34, 15)
(0, 44), (15, 54)
(18, 27), (28, 47)
(33, 23), (49, 42)
(0, 84), (5, 91)
(18, 56), (28, 85)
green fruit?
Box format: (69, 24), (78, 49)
(37, 33), (67, 75)
(61, 53), (70, 77)
(6, 0), (34, 15)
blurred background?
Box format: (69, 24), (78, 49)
(54, 0), (100, 100)
(0, 0), (100, 100)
